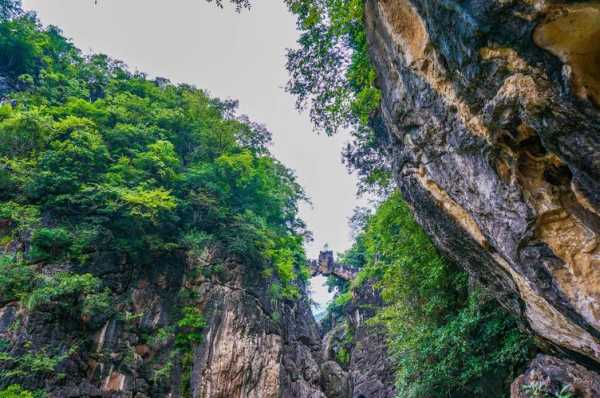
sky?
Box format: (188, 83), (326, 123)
(22, 0), (365, 308)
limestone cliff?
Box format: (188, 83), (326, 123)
(364, 0), (600, 377)
(315, 253), (396, 398)
(343, 280), (396, 398)
(0, 246), (347, 397)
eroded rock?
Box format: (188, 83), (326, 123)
(534, 3), (600, 107)
(364, 0), (600, 371)
(511, 355), (600, 398)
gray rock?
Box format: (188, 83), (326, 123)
(364, 0), (600, 369)
(320, 361), (351, 398)
(511, 355), (600, 398)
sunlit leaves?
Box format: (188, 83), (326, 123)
(0, 4), (310, 312)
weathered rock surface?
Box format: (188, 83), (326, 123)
(319, 277), (396, 398)
(0, 247), (349, 397)
(345, 280), (396, 398)
(364, 0), (600, 371)
(511, 354), (600, 398)
(320, 360), (351, 398)
(309, 251), (358, 281)
(191, 264), (331, 398)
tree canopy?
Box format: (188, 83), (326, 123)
(285, 0), (392, 195)
(0, 0), (310, 311)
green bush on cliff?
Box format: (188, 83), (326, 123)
(29, 227), (72, 262)
(336, 192), (533, 397)
(0, 2), (309, 313)
(176, 306), (208, 347)
(0, 385), (35, 398)
(25, 272), (113, 326)
(0, 256), (33, 304)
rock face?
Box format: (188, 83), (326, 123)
(309, 251), (358, 281)
(364, 0), (600, 369)
(344, 280), (396, 398)
(511, 355), (600, 398)
(0, 247), (348, 397)
(315, 256), (396, 398)
(320, 280), (396, 398)
(189, 265), (327, 398)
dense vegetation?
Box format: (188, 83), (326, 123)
(0, 1), (309, 393)
(285, 1), (535, 396)
(285, 0), (392, 195)
(329, 193), (534, 397)
(0, 0), (537, 396)
(0, 0), (309, 292)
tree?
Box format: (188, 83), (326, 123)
(0, 0), (21, 21)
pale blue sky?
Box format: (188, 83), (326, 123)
(23, 0), (364, 308)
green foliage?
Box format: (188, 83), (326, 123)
(338, 192), (534, 397)
(336, 290), (352, 305)
(394, 294), (532, 397)
(0, 385), (34, 398)
(151, 359), (174, 384)
(148, 327), (175, 349)
(0, 4), (309, 316)
(0, 347), (69, 380)
(29, 227), (72, 262)
(26, 272), (112, 324)
(176, 306), (207, 347)
(335, 346), (350, 366)
(0, 0), (22, 21)
(0, 255), (33, 303)
(0, 203), (39, 234)
(286, 0), (391, 194)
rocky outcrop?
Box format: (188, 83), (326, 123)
(0, 247), (350, 397)
(344, 280), (396, 398)
(319, 278), (396, 398)
(314, 254), (396, 398)
(511, 355), (600, 398)
(364, 0), (600, 371)
(0, 249), (191, 397)
(309, 251), (358, 281)
(190, 264), (329, 398)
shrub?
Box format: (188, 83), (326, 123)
(0, 385), (34, 398)
(335, 347), (350, 366)
(176, 306), (207, 347)
(0, 255), (33, 303)
(26, 272), (110, 323)
(29, 227), (72, 262)
(334, 192), (534, 397)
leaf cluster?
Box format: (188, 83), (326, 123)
(286, 0), (391, 194)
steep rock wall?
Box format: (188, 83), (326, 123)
(364, 0), (600, 368)
(511, 354), (600, 397)
(320, 283), (396, 398)
(344, 281), (396, 398)
(0, 247), (346, 397)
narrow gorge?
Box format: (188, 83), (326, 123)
(1, 0), (600, 397)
